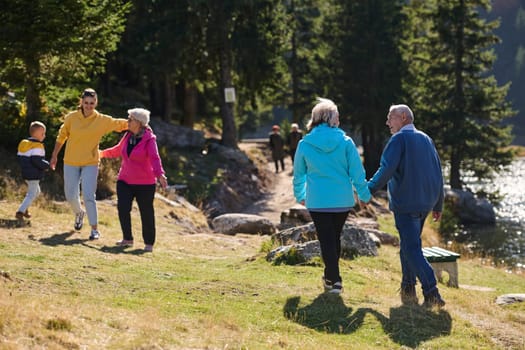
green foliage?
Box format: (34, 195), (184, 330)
(403, 0), (515, 189)
(321, 0), (406, 177)
(0, 0), (131, 121)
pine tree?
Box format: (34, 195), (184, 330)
(403, 0), (514, 189)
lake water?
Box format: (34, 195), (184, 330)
(454, 157), (525, 272)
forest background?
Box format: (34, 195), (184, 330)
(1, 0), (525, 201)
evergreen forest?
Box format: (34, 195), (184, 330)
(1, 0), (524, 190)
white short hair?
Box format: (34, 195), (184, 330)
(307, 98), (339, 130)
(389, 104), (414, 122)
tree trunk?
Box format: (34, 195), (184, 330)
(163, 75), (173, 121)
(182, 82), (197, 128)
(449, 150), (462, 189)
(217, 8), (237, 148)
(361, 123), (383, 180)
(24, 57), (41, 124)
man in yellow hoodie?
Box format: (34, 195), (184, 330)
(50, 88), (128, 240)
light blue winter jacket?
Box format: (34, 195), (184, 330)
(293, 124), (371, 210)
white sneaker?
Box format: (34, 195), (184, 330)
(89, 229), (100, 240)
(74, 211), (85, 231)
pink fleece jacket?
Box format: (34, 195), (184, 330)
(100, 128), (165, 185)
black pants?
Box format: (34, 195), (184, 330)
(117, 180), (156, 245)
(309, 211), (350, 283)
(274, 158), (285, 172)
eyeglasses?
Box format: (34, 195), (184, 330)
(128, 117), (136, 122)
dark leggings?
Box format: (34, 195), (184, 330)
(117, 180), (156, 245)
(309, 211), (350, 283)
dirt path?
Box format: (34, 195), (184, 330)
(240, 142), (296, 225)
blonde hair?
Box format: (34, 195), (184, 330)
(29, 121), (46, 136)
(307, 97), (339, 131)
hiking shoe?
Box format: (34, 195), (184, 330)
(15, 212), (24, 220)
(144, 244), (153, 252)
(423, 290), (446, 308)
(23, 210), (31, 218)
(116, 239), (134, 247)
(89, 229), (100, 240)
(322, 277), (343, 294)
(74, 211), (85, 231)
(400, 284), (419, 305)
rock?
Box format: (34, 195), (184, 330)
(150, 118), (206, 149)
(367, 229), (399, 246)
(273, 223), (317, 245)
(495, 293), (525, 305)
(266, 241), (321, 264)
(268, 222), (378, 264)
(211, 213), (276, 235)
(445, 188), (496, 224)
(340, 223), (378, 258)
(280, 205), (312, 229)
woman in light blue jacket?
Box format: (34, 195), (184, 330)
(293, 98), (371, 294)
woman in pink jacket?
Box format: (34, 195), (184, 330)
(100, 108), (167, 252)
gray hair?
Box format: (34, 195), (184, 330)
(389, 104), (414, 122)
(128, 108), (150, 126)
(307, 97), (339, 131)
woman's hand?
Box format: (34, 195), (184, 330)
(158, 175), (168, 189)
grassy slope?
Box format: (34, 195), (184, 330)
(1, 195), (524, 350)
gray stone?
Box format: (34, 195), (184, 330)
(266, 240), (321, 263)
(445, 188), (496, 224)
(495, 293), (525, 305)
(212, 213), (276, 235)
(150, 118), (205, 149)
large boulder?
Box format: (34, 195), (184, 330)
(211, 213), (276, 235)
(267, 222), (379, 264)
(445, 189), (496, 224)
(150, 118), (205, 149)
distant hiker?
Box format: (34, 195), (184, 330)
(100, 108), (167, 253)
(49, 88), (128, 240)
(293, 98), (371, 294)
(15, 121), (50, 220)
(286, 123), (303, 164)
(269, 125), (285, 173)
(368, 104), (446, 308)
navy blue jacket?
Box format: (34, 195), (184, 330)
(17, 138), (50, 180)
(368, 125), (444, 214)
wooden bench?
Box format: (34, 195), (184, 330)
(422, 247), (461, 288)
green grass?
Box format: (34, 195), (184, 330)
(1, 198), (524, 349)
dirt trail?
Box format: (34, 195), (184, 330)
(240, 142), (296, 224)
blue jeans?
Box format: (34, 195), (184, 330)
(394, 212), (437, 296)
(18, 180), (41, 213)
(63, 165), (98, 227)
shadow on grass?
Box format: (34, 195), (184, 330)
(284, 294), (451, 348)
(32, 232), (149, 255)
(33, 231), (86, 246)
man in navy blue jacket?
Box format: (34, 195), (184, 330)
(368, 104), (445, 308)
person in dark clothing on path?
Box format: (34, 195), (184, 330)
(368, 104), (446, 308)
(287, 123), (303, 164)
(269, 125), (285, 173)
